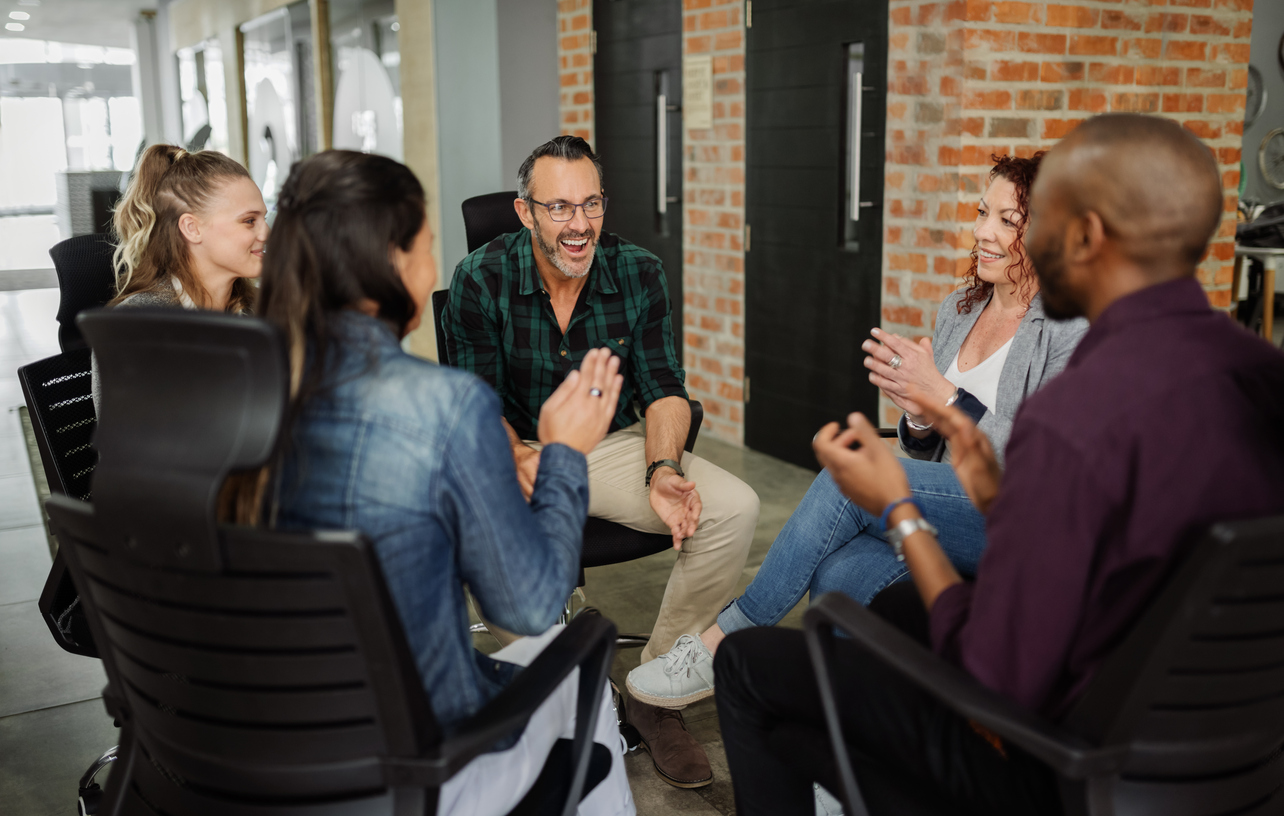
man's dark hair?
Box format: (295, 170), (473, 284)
(516, 136), (604, 201)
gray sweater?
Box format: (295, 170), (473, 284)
(898, 290), (1088, 467)
(90, 284), (184, 414)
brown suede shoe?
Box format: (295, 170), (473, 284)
(626, 696), (713, 789)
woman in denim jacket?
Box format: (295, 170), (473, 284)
(253, 150), (633, 816)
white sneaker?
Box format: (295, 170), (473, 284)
(626, 634), (716, 707)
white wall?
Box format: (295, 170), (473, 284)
(433, 0), (559, 284)
(434, 0), (504, 283)
(497, 0), (559, 189)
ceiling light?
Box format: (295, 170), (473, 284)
(17, 0), (39, 6)
(5, 22), (24, 31)
(9, 11), (29, 20)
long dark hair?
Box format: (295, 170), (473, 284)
(223, 150), (425, 523)
(957, 152), (1045, 315)
(112, 144), (256, 313)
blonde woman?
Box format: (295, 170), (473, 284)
(93, 145), (267, 409)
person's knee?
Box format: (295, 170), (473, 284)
(704, 475), (760, 537)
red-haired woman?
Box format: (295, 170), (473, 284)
(627, 153), (1089, 711)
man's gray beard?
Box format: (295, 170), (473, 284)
(534, 219), (594, 279)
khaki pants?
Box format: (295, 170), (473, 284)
(533, 423), (760, 663)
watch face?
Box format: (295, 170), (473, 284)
(1260, 128), (1284, 191)
(1247, 65), (1267, 128)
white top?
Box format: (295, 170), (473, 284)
(945, 336), (1014, 416)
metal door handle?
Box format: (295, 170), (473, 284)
(850, 71), (862, 222)
(657, 92), (668, 215)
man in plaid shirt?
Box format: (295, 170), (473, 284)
(445, 137), (759, 789)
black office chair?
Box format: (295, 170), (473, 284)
(49, 233), (117, 352)
(802, 516), (1284, 816)
(446, 193), (705, 637)
(461, 190), (525, 255)
(17, 347), (99, 657)
(48, 308), (619, 816)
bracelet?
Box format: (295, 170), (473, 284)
(879, 496), (922, 532)
(905, 413), (933, 432)
(904, 388), (962, 432)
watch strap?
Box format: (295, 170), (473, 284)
(885, 517), (939, 562)
(645, 458), (685, 487)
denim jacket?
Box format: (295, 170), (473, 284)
(274, 312), (589, 731)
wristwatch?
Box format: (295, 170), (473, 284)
(885, 516), (939, 562)
(645, 458), (685, 487)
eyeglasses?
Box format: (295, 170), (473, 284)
(527, 196), (608, 222)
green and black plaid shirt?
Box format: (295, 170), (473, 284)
(444, 228), (686, 439)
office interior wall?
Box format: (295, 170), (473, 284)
(155, 0), (184, 145)
(556, 0), (747, 445)
(497, 0), (559, 187)
(558, 0), (594, 143)
(433, 0), (504, 286)
(169, 0), (298, 165)
(880, 0), (1252, 422)
(169, 0), (444, 359)
(397, 0), (445, 360)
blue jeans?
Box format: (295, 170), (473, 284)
(716, 458), (987, 634)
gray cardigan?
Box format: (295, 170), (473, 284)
(90, 284), (185, 414)
(899, 289), (1088, 467)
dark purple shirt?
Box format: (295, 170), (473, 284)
(930, 278), (1284, 719)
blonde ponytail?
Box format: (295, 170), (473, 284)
(112, 144), (184, 296)
(109, 144), (256, 312)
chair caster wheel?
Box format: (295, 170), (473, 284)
(619, 722), (642, 752)
(78, 783), (102, 816)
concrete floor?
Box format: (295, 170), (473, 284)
(0, 286), (822, 816)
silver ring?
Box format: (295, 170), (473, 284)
(889, 355), (903, 370)
(589, 388), (603, 398)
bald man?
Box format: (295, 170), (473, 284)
(714, 113), (1284, 815)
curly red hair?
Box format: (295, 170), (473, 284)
(957, 152), (1046, 315)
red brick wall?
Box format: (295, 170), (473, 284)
(556, 0), (1250, 439)
(682, 0), (747, 444)
(880, 0), (1253, 424)
(556, 0), (748, 445)
(558, 0), (594, 142)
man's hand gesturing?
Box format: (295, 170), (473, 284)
(649, 470), (701, 550)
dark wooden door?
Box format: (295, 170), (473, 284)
(744, 0), (888, 469)
(593, 0), (684, 350)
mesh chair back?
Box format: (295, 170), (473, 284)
(461, 191), (523, 254)
(20, 348), (99, 656)
(1062, 517), (1284, 814)
(18, 347), (97, 501)
(49, 234), (117, 351)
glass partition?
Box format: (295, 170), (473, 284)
(176, 38), (228, 154)
(327, 0), (401, 160)
(240, 1), (315, 209)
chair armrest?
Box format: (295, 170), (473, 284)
(384, 612), (617, 811)
(803, 593), (1126, 781)
(684, 400), (703, 453)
